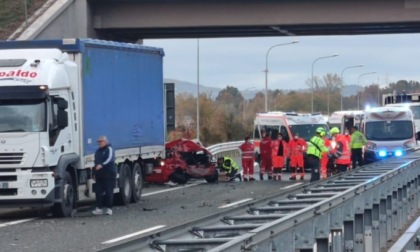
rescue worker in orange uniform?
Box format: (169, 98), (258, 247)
(321, 135), (331, 179)
(344, 128), (352, 169)
(259, 130), (273, 180)
(289, 134), (307, 180)
(239, 136), (255, 181)
(330, 127), (351, 173)
(271, 133), (288, 181)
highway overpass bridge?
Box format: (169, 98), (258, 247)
(15, 0), (420, 42)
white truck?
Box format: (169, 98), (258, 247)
(0, 39), (168, 217)
(361, 106), (416, 163)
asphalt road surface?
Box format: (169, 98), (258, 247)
(0, 163), (308, 252)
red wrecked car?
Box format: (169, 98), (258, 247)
(145, 139), (218, 184)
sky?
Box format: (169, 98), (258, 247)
(144, 34), (420, 91)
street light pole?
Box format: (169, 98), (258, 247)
(196, 39), (200, 141)
(311, 54), (339, 113)
(264, 41), (299, 112)
(357, 72), (376, 110)
(242, 87), (256, 123)
(340, 64), (364, 110)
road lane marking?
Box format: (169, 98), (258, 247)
(102, 225), (166, 244)
(0, 218), (37, 228)
(142, 183), (200, 197)
(218, 198), (253, 209)
(280, 183), (303, 190)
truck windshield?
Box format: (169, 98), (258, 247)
(366, 121), (413, 141)
(0, 100), (46, 132)
(289, 124), (328, 141)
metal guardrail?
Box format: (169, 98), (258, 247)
(100, 151), (420, 252)
(206, 141), (243, 159)
(389, 217), (420, 251)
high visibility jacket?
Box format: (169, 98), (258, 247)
(307, 135), (328, 159)
(350, 130), (367, 149)
(289, 138), (307, 156)
(220, 157), (240, 173)
(334, 134), (351, 165)
(272, 140), (288, 157)
(239, 142), (255, 159)
(260, 136), (272, 159)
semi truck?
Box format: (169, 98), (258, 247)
(0, 39), (167, 217)
(361, 106), (416, 163)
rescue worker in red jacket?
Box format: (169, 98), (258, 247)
(259, 130), (273, 180)
(239, 136), (255, 181)
(289, 133), (307, 180)
(330, 127), (351, 173)
(344, 128), (352, 169)
(271, 133), (288, 181)
(321, 135), (331, 179)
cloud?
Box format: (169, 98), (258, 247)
(145, 34), (420, 90)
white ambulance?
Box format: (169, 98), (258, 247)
(328, 110), (363, 133)
(253, 112), (328, 166)
(361, 106), (416, 163)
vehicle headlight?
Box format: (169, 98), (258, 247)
(366, 142), (377, 150)
(395, 150), (403, 157)
(30, 179), (48, 188)
(378, 150), (387, 157)
(160, 161), (165, 167)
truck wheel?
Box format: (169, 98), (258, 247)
(52, 171), (75, 217)
(115, 163), (133, 206)
(131, 162), (143, 203)
(170, 169), (188, 184)
(205, 169), (218, 183)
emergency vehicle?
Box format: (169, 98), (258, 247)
(361, 106), (416, 163)
(383, 92), (420, 139)
(328, 110), (363, 133)
(253, 112), (328, 168)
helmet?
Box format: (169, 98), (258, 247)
(330, 127), (340, 135)
(316, 127), (325, 134)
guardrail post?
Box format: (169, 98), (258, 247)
(330, 206), (344, 252)
(372, 204), (380, 251)
(315, 214), (329, 252)
(379, 199), (387, 248)
(294, 219), (315, 250)
(397, 187), (403, 232)
(343, 199), (355, 251)
(271, 231), (294, 252)
(364, 209), (373, 251)
(392, 191), (398, 237)
(354, 213), (364, 252)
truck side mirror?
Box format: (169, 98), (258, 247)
(57, 99), (68, 110)
(57, 110), (68, 129)
(417, 132), (420, 140)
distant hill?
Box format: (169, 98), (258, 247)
(165, 78), (362, 99)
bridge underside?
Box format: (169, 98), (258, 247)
(88, 0), (420, 41)
(97, 22), (420, 40)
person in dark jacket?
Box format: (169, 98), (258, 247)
(92, 136), (116, 216)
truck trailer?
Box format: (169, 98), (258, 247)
(0, 39), (166, 217)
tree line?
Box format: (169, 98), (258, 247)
(169, 74), (420, 146)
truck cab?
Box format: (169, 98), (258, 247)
(361, 106), (416, 163)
